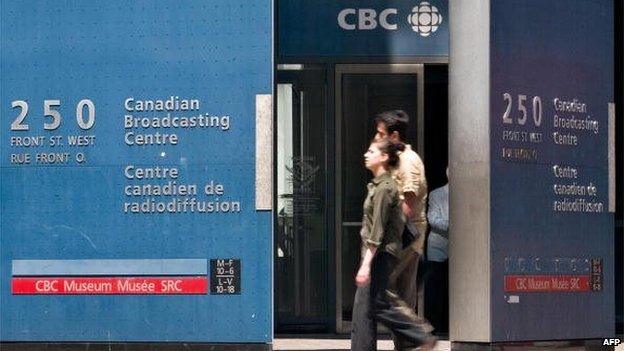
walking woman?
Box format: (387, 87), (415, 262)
(351, 138), (436, 351)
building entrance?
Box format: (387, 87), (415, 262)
(335, 64), (424, 332)
(273, 0), (622, 339)
(274, 64), (444, 333)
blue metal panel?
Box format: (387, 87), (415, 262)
(278, 0), (448, 58)
(12, 259), (208, 276)
(490, 0), (614, 341)
(1, 0), (272, 342)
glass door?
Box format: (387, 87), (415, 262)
(335, 64), (424, 333)
(275, 65), (330, 332)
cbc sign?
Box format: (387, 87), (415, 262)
(337, 1), (443, 37)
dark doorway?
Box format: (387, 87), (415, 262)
(335, 64), (424, 332)
(274, 64), (451, 334)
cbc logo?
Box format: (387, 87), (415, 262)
(407, 2), (443, 37)
(337, 1), (443, 37)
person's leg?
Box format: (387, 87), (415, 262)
(378, 290), (436, 350)
(351, 273), (377, 350)
(389, 247), (420, 310)
(440, 260), (449, 333)
(424, 261), (442, 331)
(372, 253), (436, 351)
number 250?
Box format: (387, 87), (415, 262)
(502, 93), (542, 127)
(11, 99), (95, 131)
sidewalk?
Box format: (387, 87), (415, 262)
(274, 337), (623, 351)
(274, 337), (450, 350)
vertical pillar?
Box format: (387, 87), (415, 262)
(449, 0), (615, 348)
(448, 0), (491, 343)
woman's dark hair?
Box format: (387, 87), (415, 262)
(373, 137), (404, 168)
(374, 110), (409, 140)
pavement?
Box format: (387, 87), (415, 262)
(274, 337), (449, 350)
(273, 337), (623, 351)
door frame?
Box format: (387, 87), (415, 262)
(334, 64), (425, 333)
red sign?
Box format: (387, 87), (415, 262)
(504, 275), (590, 293)
(12, 276), (208, 295)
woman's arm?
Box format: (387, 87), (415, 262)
(356, 246), (378, 287)
(366, 186), (392, 247)
(356, 186), (392, 286)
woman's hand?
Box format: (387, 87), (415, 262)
(355, 246), (377, 287)
(355, 265), (371, 287)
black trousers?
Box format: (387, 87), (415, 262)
(351, 252), (433, 351)
(423, 260), (449, 333)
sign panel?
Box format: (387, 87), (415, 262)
(1, 1), (272, 342)
(12, 277), (208, 295)
(278, 0), (448, 58)
(490, 0), (614, 341)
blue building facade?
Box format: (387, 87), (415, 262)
(0, 0), (621, 349)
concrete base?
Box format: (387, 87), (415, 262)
(451, 339), (612, 351)
(0, 343), (272, 351)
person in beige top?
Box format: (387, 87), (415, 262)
(394, 143), (428, 252)
(373, 110), (428, 310)
(374, 110), (428, 251)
